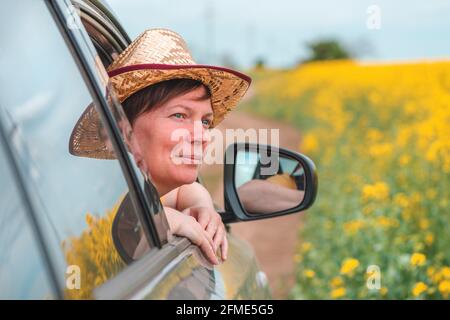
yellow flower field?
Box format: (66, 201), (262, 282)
(244, 60), (450, 299)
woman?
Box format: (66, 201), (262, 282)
(69, 29), (251, 266)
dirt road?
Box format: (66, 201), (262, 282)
(199, 110), (304, 299)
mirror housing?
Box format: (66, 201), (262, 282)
(221, 143), (318, 223)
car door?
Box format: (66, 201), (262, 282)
(0, 0), (269, 300)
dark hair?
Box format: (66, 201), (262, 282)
(122, 78), (211, 125)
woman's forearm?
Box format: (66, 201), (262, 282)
(176, 182), (214, 212)
(238, 179), (304, 214)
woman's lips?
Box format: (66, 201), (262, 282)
(178, 152), (202, 160)
(186, 155), (202, 160)
(172, 154), (202, 164)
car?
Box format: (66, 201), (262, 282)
(0, 0), (317, 299)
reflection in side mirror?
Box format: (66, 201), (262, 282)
(235, 149), (305, 214)
(223, 143), (318, 223)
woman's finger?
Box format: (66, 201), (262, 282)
(191, 222), (218, 264)
(194, 224), (219, 265)
(221, 234), (229, 261)
(205, 216), (219, 241)
(212, 224), (224, 253)
(196, 209), (211, 229)
(199, 233), (219, 265)
(184, 225), (217, 265)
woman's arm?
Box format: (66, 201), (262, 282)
(173, 182), (228, 260)
(176, 182), (214, 210)
(238, 179), (305, 214)
(160, 182), (214, 211)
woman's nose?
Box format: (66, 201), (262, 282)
(189, 120), (210, 144)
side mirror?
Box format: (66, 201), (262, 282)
(222, 143), (318, 223)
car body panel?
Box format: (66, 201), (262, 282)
(137, 234), (271, 300)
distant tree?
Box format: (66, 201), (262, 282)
(302, 39), (353, 63)
(254, 57), (265, 70)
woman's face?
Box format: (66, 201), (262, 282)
(131, 86), (213, 196)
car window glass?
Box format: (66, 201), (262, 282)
(0, 134), (55, 299)
(0, 0), (151, 299)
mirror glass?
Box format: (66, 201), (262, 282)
(234, 149), (306, 215)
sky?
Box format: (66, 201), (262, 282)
(107, 0), (450, 68)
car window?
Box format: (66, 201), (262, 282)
(0, 0), (152, 299)
(0, 131), (56, 299)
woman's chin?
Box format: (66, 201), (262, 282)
(150, 163), (200, 192)
(171, 166), (199, 185)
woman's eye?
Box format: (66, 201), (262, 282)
(202, 119), (212, 127)
(172, 113), (185, 119)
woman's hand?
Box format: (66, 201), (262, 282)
(181, 206), (228, 262)
(164, 206), (220, 265)
(163, 182), (228, 263)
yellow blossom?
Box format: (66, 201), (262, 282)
(410, 253), (426, 267)
(366, 128), (383, 142)
(441, 267), (450, 279)
(369, 143), (393, 157)
(425, 233), (434, 245)
(340, 258), (360, 275)
(431, 267), (450, 283)
(301, 242), (313, 253)
(438, 280), (450, 298)
(362, 182), (390, 202)
(330, 277), (344, 288)
(393, 193), (409, 208)
(302, 134), (318, 153)
(412, 282), (428, 297)
(376, 216), (399, 229)
(331, 287), (346, 299)
(304, 269), (316, 278)
(344, 219), (365, 235)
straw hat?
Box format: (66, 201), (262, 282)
(69, 28), (251, 159)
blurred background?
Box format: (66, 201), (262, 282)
(107, 0), (450, 299)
